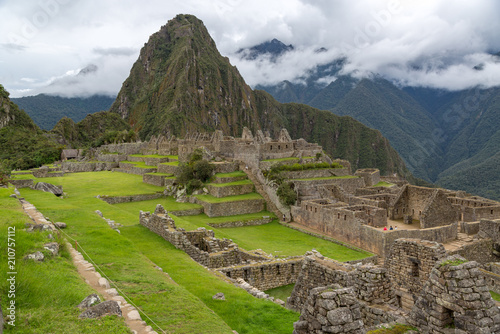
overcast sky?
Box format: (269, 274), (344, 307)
(1, 0), (500, 98)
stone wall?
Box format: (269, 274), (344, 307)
(218, 258), (303, 291)
(143, 174), (174, 187)
(157, 164), (178, 174)
(97, 142), (147, 155)
(96, 153), (128, 162)
(196, 198), (264, 217)
(449, 238), (499, 264)
(212, 161), (239, 174)
(282, 168), (351, 180)
(207, 182), (254, 198)
(61, 161), (118, 172)
(288, 255), (394, 312)
(459, 221), (480, 235)
(408, 255), (500, 333)
(207, 217), (272, 228)
(420, 189), (458, 228)
(293, 178), (365, 197)
(482, 264), (500, 295)
(99, 193), (163, 204)
(386, 239), (447, 300)
(477, 218), (500, 240)
(9, 179), (34, 188)
(293, 285), (366, 334)
(354, 169), (380, 187)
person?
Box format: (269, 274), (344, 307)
(394, 226), (398, 230)
(383, 226), (388, 231)
(283, 214), (286, 222)
(389, 226), (393, 230)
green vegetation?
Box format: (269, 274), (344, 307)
(207, 179), (253, 187)
(175, 149), (215, 194)
(490, 291), (500, 302)
(113, 196), (203, 219)
(216, 171), (247, 178)
(120, 161), (156, 169)
(440, 259), (468, 267)
(262, 157), (299, 162)
(276, 182), (297, 206)
(265, 284), (295, 302)
(373, 181), (395, 187)
(195, 192), (263, 203)
(160, 160), (179, 166)
(292, 175), (358, 181)
(12, 94), (115, 130)
(130, 154), (178, 159)
(0, 187), (131, 333)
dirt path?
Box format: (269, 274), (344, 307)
(18, 197), (160, 334)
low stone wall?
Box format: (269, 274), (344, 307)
(282, 168), (351, 179)
(96, 153), (128, 162)
(196, 198), (265, 217)
(9, 179), (34, 188)
(43, 172), (65, 177)
(212, 161), (239, 174)
(207, 217), (272, 228)
(97, 142), (147, 155)
(99, 193), (163, 204)
(213, 175), (247, 184)
(143, 174), (174, 187)
(482, 264), (500, 295)
(144, 157), (169, 165)
(218, 258), (303, 291)
(207, 182), (254, 198)
(459, 221), (480, 235)
(157, 164), (178, 174)
(449, 238), (498, 264)
(61, 161), (118, 172)
(170, 208), (204, 216)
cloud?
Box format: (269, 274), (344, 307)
(1, 0), (500, 97)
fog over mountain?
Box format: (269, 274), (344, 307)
(1, 0), (499, 98)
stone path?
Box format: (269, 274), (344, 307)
(442, 232), (475, 252)
(241, 165), (283, 219)
(17, 196), (159, 334)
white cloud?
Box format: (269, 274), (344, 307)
(0, 0), (499, 97)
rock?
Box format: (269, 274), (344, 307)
(47, 233), (54, 240)
(95, 210), (103, 217)
(54, 222), (67, 229)
(127, 310), (141, 320)
(212, 292), (225, 300)
(34, 182), (63, 196)
(24, 251), (44, 262)
(154, 204), (166, 215)
(98, 277), (111, 289)
(78, 300), (122, 319)
(274, 298), (286, 306)
(33, 224), (51, 232)
(77, 293), (101, 310)
(43, 242), (59, 256)
(105, 288), (119, 296)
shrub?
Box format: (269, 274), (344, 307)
(193, 160), (214, 183)
(316, 152), (322, 160)
(188, 148), (203, 164)
(175, 163), (194, 185)
(276, 182), (297, 206)
(186, 179), (203, 195)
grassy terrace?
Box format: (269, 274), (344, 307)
(113, 197), (203, 219)
(195, 192), (263, 203)
(262, 157), (299, 162)
(145, 172), (175, 177)
(129, 154), (178, 160)
(206, 179), (253, 187)
(119, 161), (157, 169)
(292, 175), (359, 181)
(214, 170), (247, 178)
(6, 171), (372, 333)
(159, 160), (179, 166)
(373, 181), (395, 187)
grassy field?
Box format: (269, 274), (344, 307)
(265, 284), (295, 302)
(206, 179), (253, 187)
(215, 171), (247, 178)
(5, 171), (372, 333)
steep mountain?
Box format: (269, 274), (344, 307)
(0, 84), (62, 170)
(237, 38), (294, 61)
(110, 14), (411, 178)
(12, 94), (115, 130)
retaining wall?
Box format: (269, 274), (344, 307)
(197, 198), (265, 217)
(99, 193), (163, 204)
(207, 182), (254, 198)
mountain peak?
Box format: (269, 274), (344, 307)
(237, 38), (294, 61)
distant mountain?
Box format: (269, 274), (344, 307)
(109, 14), (411, 178)
(12, 94), (115, 130)
(0, 85), (62, 170)
(254, 40), (500, 199)
(237, 38), (294, 61)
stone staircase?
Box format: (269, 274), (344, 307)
(443, 232), (476, 252)
(241, 167), (283, 219)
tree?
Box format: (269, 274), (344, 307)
(276, 182), (297, 206)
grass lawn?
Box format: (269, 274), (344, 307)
(292, 175), (359, 181)
(113, 196), (203, 218)
(195, 192), (263, 203)
(373, 181), (395, 187)
(0, 187), (130, 333)
(129, 154), (178, 160)
(491, 291), (500, 302)
(265, 284), (295, 302)
(206, 179), (253, 187)
(215, 171), (247, 178)
(160, 161), (179, 166)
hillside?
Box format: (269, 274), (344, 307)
(0, 85), (62, 170)
(12, 94), (115, 130)
(110, 14), (411, 178)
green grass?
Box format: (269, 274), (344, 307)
(373, 181), (395, 187)
(367, 324), (418, 333)
(0, 187), (130, 333)
(145, 172), (174, 177)
(206, 179), (253, 187)
(173, 211), (275, 227)
(262, 157), (299, 162)
(10, 173), (35, 180)
(120, 161), (157, 169)
(490, 291), (500, 302)
(265, 284), (295, 302)
(129, 154), (178, 159)
(215, 171), (246, 178)
(292, 175), (359, 181)
(112, 196), (203, 219)
(195, 192), (263, 203)
(160, 161), (179, 166)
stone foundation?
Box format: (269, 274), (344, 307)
(99, 193), (163, 204)
(196, 198), (265, 217)
(207, 182), (254, 198)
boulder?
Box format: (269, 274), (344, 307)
(33, 224), (52, 232)
(212, 292), (225, 300)
(78, 300), (122, 319)
(34, 182), (63, 196)
(43, 242), (59, 256)
(77, 293), (101, 310)
(54, 222), (67, 229)
(24, 251), (44, 262)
